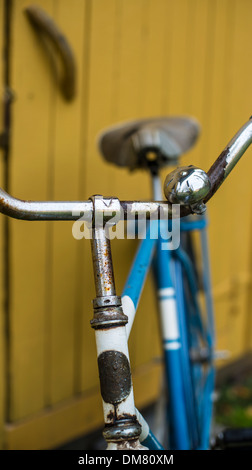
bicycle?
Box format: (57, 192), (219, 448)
(1, 116), (252, 451)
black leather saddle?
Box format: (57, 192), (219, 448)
(98, 116), (200, 171)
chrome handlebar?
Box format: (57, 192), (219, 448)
(0, 189), (178, 221)
(0, 118), (251, 222)
(205, 117), (252, 202)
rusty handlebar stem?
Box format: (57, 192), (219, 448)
(0, 118), (251, 221)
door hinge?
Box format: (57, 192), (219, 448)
(0, 131), (9, 151)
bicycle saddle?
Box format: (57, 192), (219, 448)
(98, 116), (200, 171)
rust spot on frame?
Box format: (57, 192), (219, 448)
(106, 409), (115, 423)
(116, 439), (140, 450)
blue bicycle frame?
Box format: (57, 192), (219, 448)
(121, 213), (215, 450)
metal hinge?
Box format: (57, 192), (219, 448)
(0, 131), (9, 151)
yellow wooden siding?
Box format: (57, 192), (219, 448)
(4, 362), (162, 450)
(0, 0), (5, 450)
(0, 0), (252, 449)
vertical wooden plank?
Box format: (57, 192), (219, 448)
(222, 0), (252, 357)
(84, 0), (123, 197)
(9, 0), (54, 420)
(80, 0), (120, 393)
(124, 0), (166, 368)
(200, 0), (232, 357)
(164, 0), (191, 115)
(79, 0), (162, 395)
(175, 0), (209, 165)
(200, 0), (252, 360)
(46, 0), (89, 405)
(0, 0), (6, 448)
(144, 0), (174, 116)
(108, 0), (162, 370)
(72, 0), (94, 396)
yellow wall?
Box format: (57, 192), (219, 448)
(1, 0), (252, 449)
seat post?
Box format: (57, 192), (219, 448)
(150, 168), (163, 202)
